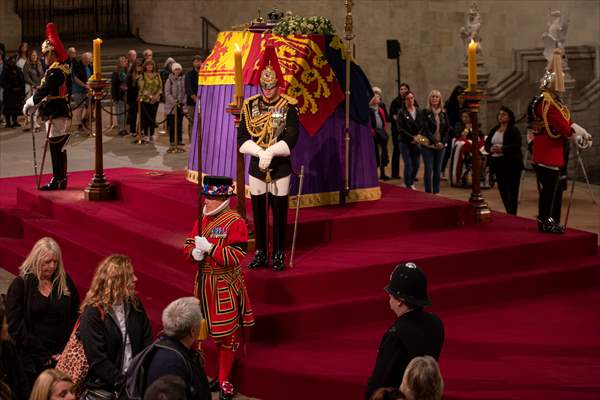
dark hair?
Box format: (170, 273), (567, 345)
(497, 106), (516, 126)
(144, 375), (187, 400)
(192, 55), (204, 62)
(399, 82), (411, 91)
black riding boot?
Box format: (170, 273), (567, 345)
(40, 135), (68, 191)
(248, 193), (268, 269)
(271, 193), (289, 272)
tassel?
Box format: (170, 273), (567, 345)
(197, 318), (209, 341)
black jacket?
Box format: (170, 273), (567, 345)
(0, 340), (30, 400)
(365, 309), (444, 400)
(80, 300), (153, 392)
(32, 62), (70, 120)
(422, 109), (450, 146)
(6, 274), (79, 377)
(484, 124), (524, 171)
(397, 107), (425, 145)
(237, 95), (299, 181)
(145, 336), (211, 400)
(111, 69), (127, 102)
(184, 69), (199, 106)
(388, 95), (404, 137)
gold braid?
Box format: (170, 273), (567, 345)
(242, 96), (289, 148)
(542, 91), (571, 139)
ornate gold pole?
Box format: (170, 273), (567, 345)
(341, 0), (354, 205)
(460, 89), (491, 222)
(84, 78), (112, 201)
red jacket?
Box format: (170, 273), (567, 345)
(531, 92), (572, 168)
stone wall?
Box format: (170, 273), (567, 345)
(129, 0), (599, 104)
(0, 0), (21, 51)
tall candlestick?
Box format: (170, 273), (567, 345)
(467, 39), (477, 91)
(234, 44), (243, 100)
(92, 38), (103, 81)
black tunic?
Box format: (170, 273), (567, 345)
(32, 61), (70, 120)
(237, 95), (299, 181)
(365, 308), (445, 400)
(5, 274), (79, 378)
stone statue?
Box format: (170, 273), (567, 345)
(542, 9), (569, 62)
(460, 1), (482, 47)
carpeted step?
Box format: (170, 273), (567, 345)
(0, 237), (36, 275)
(234, 283), (600, 400)
(247, 253), (600, 343)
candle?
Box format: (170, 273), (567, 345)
(234, 44), (243, 100)
(467, 39), (477, 91)
(92, 38), (103, 81)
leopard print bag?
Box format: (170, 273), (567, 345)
(56, 318), (89, 393)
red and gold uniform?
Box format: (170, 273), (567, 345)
(184, 195), (254, 399)
(531, 90), (572, 168)
(184, 210), (255, 338)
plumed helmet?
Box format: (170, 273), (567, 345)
(41, 23), (68, 62)
(385, 263), (432, 307)
(260, 64), (278, 90)
(540, 48), (565, 92)
(202, 175), (235, 197)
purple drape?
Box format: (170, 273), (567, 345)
(188, 85), (378, 196)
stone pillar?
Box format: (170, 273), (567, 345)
(0, 0), (21, 50)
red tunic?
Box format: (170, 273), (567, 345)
(531, 92), (572, 168)
(184, 209), (255, 338)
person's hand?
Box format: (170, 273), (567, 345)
(22, 96), (35, 115)
(51, 354), (60, 361)
(259, 151), (273, 170)
(195, 236), (213, 252)
(435, 142), (444, 150)
(191, 248), (205, 261)
(571, 123), (593, 149)
(191, 95), (197, 102)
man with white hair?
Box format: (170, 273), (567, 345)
(144, 297), (211, 400)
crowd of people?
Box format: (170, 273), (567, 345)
(369, 83), (525, 215)
(0, 40), (204, 150)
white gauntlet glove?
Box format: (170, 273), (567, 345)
(258, 151), (274, 170)
(194, 236), (213, 253)
(259, 140), (290, 170)
(191, 248), (205, 261)
(571, 123), (593, 149)
(239, 140), (264, 157)
(23, 96), (35, 116)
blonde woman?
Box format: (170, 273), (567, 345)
(5, 237), (79, 386)
(29, 369), (76, 400)
(421, 90), (450, 194)
(400, 356), (444, 400)
(79, 254), (152, 395)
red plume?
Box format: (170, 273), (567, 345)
(249, 38), (286, 90)
(45, 23), (68, 62)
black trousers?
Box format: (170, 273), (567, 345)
(167, 106), (184, 145)
(391, 132), (401, 177)
(533, 164), (564, 222)
(491, 157), (521, 215)
(140, 102), (159, 136)
(251, 193), (288, 254)
(127, 100), (138, 133)
(374, 129), (389, 174)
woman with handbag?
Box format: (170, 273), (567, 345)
(5, 237), (79, 388)
(79, 254), (152, 399)
(29, 369), (76, 400)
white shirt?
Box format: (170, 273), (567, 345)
(112, 304), (133, 373)
(491, 130), (504, 157)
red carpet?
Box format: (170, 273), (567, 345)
(1, 168), (599, 400)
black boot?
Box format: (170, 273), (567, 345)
(537, 217), (565, 234)
(40, 137), (68, 191)
(271, 194), (289, 272)
(248, 194), (268, 269)
(272, 250), (285, 272)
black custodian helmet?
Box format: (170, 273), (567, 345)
(385, 263), (432, 307)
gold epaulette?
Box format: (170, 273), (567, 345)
(49, 62), (71, 76)
(541, 91), (570, 139)
(242, 94), (261, 107)
(280, 93), (298, 106)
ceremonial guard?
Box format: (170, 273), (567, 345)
(237, 63), (299, 272)
(528, 49), (592, 233)
(184, 176), (255, 400)
(23, 23), (71, 191)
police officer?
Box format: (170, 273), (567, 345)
(365, 263), (445, 400)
